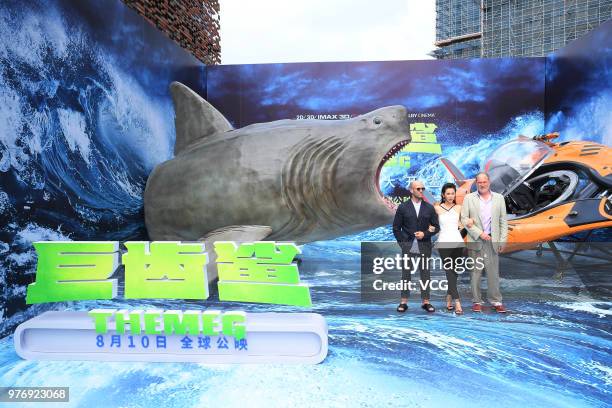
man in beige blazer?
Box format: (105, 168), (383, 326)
(460, 172), (508, 313)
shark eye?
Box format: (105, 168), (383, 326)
(373, 117), (382, 125)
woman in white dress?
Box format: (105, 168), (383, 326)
(431, 183), (472, 314)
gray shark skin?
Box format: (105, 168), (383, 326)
(144, 82), (410, 243)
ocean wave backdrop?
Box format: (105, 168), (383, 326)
(0, 0), (205, 331)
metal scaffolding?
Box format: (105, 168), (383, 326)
(434, 0), (482, 58)
(434, 0), (612, 59)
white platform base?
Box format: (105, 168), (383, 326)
(14, 311), (328, 364)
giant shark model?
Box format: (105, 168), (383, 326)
(144, 82), (411, 244)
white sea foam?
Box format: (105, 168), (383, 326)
(57, 108), (91, 164)
(0, 4), (72, 64)
(113, 169), (143, 201)
(6, 224), (70, 267)
(97, 60), (174, 170)
(0, 190), (10, 213)
(583, 360), (612, 386)
(25, 109), (52, 157)
(0, 1), (173, 179)
(0, 87), (24, 172)
(554, 301), (612, 318)
(6, 252), (36, 267)
(14, 223), (71, 247)
(548, 92), (612, 146)
(407, 112), (546, 192)
(0, 5), (90, 174)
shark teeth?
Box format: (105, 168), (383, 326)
(382, 140), (409, 162)
(376, 139), (410, 212)
(382, 196), (397, 211)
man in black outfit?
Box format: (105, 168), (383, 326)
(392, 180), (440, 313)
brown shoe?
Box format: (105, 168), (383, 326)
(493, 304), (507, 313)
(472, 303), (482, 312)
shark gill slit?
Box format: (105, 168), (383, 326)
(275, 135), (349, 238)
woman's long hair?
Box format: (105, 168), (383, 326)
(440, 182), (457, 205)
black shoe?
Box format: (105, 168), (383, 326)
(397, 303), (408, 313)
(421, 303), (435, 313)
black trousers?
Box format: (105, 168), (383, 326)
(400, 251), (431, 300)
(438, 247), (464, 300)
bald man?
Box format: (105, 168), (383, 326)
(392, 180), (440, 313)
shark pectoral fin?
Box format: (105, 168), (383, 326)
(200, 225), (273, 283)
(170, 81), (234, 155)
(202, 225), (273, 242)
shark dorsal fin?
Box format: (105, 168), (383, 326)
(170, 81), (233, 155)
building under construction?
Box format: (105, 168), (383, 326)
(434, 0), (612, 59)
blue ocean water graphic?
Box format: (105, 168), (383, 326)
(0, 253), (610, 407)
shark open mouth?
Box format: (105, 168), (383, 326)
(376, 139), (411, 212)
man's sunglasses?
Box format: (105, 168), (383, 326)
(415, 187), (426, 191)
